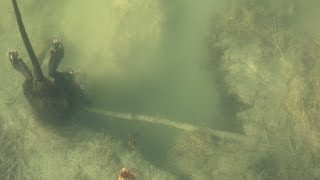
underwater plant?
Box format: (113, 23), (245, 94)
(167, 0), (320, 179)
(0, 121), (27, 179)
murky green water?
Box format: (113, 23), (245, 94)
(2, 0), (320, 179)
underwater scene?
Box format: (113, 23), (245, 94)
(1, 0), (320, 179)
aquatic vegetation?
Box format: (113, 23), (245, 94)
(0, 0), (174, 179)
(0, 120), (27, 179)
(2, 0), (320, 179)
(169, 0), (320, 179)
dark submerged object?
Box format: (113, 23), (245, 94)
(8, 0), (87, 124)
